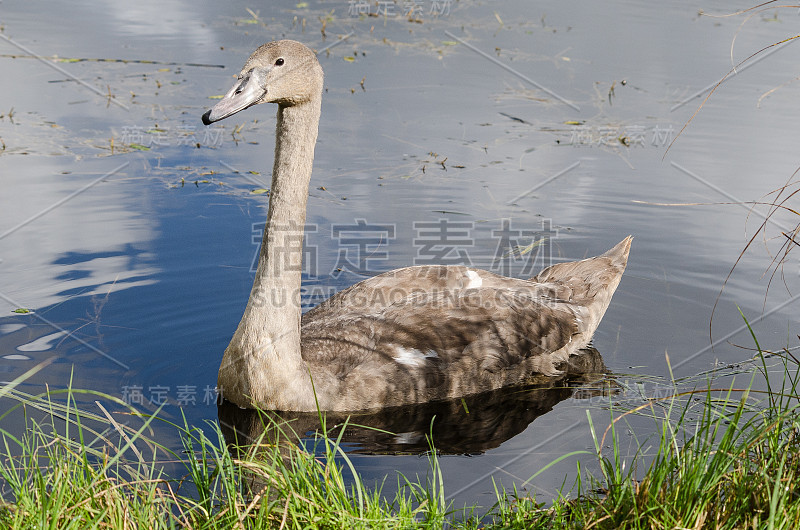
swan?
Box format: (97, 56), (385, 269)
(201, 40), (631, 412)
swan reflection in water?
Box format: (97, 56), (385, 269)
(218, 347), (617, 456)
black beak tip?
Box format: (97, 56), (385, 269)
(201, 110), (213, 126)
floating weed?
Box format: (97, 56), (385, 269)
(237, 8), (261, 26)
(1, 54), (223, 68)
(494, 238), (547, 262)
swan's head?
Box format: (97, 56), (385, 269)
(202, 40), (323, 125)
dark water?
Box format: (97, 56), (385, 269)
(1, 0), (799, 508)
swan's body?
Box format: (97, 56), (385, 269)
(202, 40), (631, 412)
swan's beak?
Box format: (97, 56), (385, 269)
(202, 69), (267, 125)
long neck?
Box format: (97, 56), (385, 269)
(219, 97), (321, 410)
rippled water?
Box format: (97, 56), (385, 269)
(1, 0), (799, 508)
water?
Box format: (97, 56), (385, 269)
(1, 0), (799, 509)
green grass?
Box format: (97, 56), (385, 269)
(1, 326), (800, 528)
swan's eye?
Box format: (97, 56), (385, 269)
(275, 58), (285, 66)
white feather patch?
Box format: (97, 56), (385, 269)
(465, 270), (482, 289)
(393, 346), (438, 367)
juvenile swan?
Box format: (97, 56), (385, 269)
(202, 40), (632, 412)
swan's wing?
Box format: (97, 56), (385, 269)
(301, 266), (581, 375)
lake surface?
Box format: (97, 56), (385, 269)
(1, 0), (799, 509)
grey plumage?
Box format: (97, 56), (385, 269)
(202, 40), (632, 412)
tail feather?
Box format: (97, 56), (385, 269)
(533, 236), (632, 287)
(533, 236), (632, 343)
